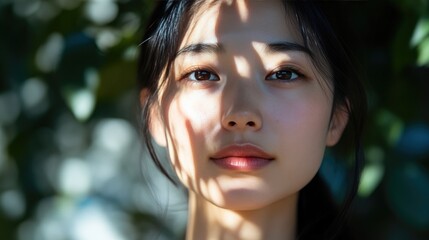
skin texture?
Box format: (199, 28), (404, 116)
(147, 0), (348, 239)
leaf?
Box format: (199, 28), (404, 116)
(417, 36), (429, 66)
(358, 146), (385, 197)
(410, 16), (429, 47)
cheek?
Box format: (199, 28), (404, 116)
(270, 86), (332, 145)
(268, 91), (332, 188)
(164, 92), (219, 187)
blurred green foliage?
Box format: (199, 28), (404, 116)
(0, 0), (428, 240)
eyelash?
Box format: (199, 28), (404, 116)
(179, 65), (306, 83)
(265, 66), (305, 82)
(180, 67), (220, 82)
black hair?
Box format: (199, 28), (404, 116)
(137, 1), (366, 239)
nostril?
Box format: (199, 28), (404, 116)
(228, 121), (236, 127)
(247, 121), (256, 127)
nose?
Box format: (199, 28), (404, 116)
(221, 56), (262, 132)
(222, 110), (262, 131)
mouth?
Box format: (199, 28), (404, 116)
(210, 144), (274, 171)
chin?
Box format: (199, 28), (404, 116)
(208, 188), (289, 211)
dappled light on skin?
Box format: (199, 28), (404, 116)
(233, 56), (251, 79)
(2, 0), (429, 239)
(188, 193), (259, 240)
(206, 178), (226, 206)
(196, 199), (263, 240)
(188, 182), (298, 240)
(235, 0), (249, 22)
(160, 73), (225, 206)
(163, 101), (196, 188)
(154, 1), (334, 239)
(157, 82), (267, 238)
(220, 211), (261, 240)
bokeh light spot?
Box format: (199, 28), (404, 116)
(58, 158), (91, 196)
(20, 78), (49, 115)
(13, 0), (41, 17)
(93, 119), (133, 154)
(35, 33), (64, 73)
(0, 189), (26, 219)
(66, 89), (95, 122)
(95, 29), (121, 51)
(0, 92), (21, 125)
(35, 1), (60, 21)
(85, 0), (118, 25)
(358, 164), (384, 197)
(71, 203), (127, 240)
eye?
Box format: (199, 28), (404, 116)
(266, 68), (301, 81)
(187, 69), (220, 81)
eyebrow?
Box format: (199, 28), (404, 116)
(175, 41), (312, 57)
(176, 43), (223, 57)
(265, 42), (312, 56)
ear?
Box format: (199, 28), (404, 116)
(326, 102), (349, 147)
(140, 89), (167, 146)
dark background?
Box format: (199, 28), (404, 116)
(0, 0), (428, 239)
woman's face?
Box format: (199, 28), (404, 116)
(150, 0), (347, 210)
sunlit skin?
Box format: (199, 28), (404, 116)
(147, 0), (348, 239)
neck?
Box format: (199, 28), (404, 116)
(186, 193), (298, 240)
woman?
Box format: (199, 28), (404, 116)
(138, 0), (366, 239)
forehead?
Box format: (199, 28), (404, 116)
(181, 0), (301, 47)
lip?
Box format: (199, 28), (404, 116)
(210, 144), (274, 171)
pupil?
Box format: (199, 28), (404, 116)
(276, 70), (292, 80)
(196, 71), (209, 80)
